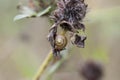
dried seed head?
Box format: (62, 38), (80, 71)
(51, 0), (87, 31)
(48, 0), (88, 56)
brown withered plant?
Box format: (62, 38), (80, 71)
(48, 0), (88, 57)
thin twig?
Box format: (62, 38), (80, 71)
(33, 50), (53, 80)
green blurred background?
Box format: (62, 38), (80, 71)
(0, 0), (120, 80)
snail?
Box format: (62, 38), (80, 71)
(55, 34), (67, 50)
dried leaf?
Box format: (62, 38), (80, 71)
(71, 34), (86, 48)
(14, 6), (36, 21)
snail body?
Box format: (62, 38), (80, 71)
(55, 34), (67, 50)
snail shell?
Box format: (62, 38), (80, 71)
(55, 35), (67, 50)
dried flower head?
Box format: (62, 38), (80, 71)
(48, 0), (88, 56)
(51, 0), (87, 31)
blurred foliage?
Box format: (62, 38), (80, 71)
(14, 6), (52, 21)
(14, 0), (56, 21)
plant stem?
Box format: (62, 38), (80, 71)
(33, 30), (67, 80)
(33, 50), (53, 80)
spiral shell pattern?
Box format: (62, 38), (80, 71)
(55, 35), (67, 50)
